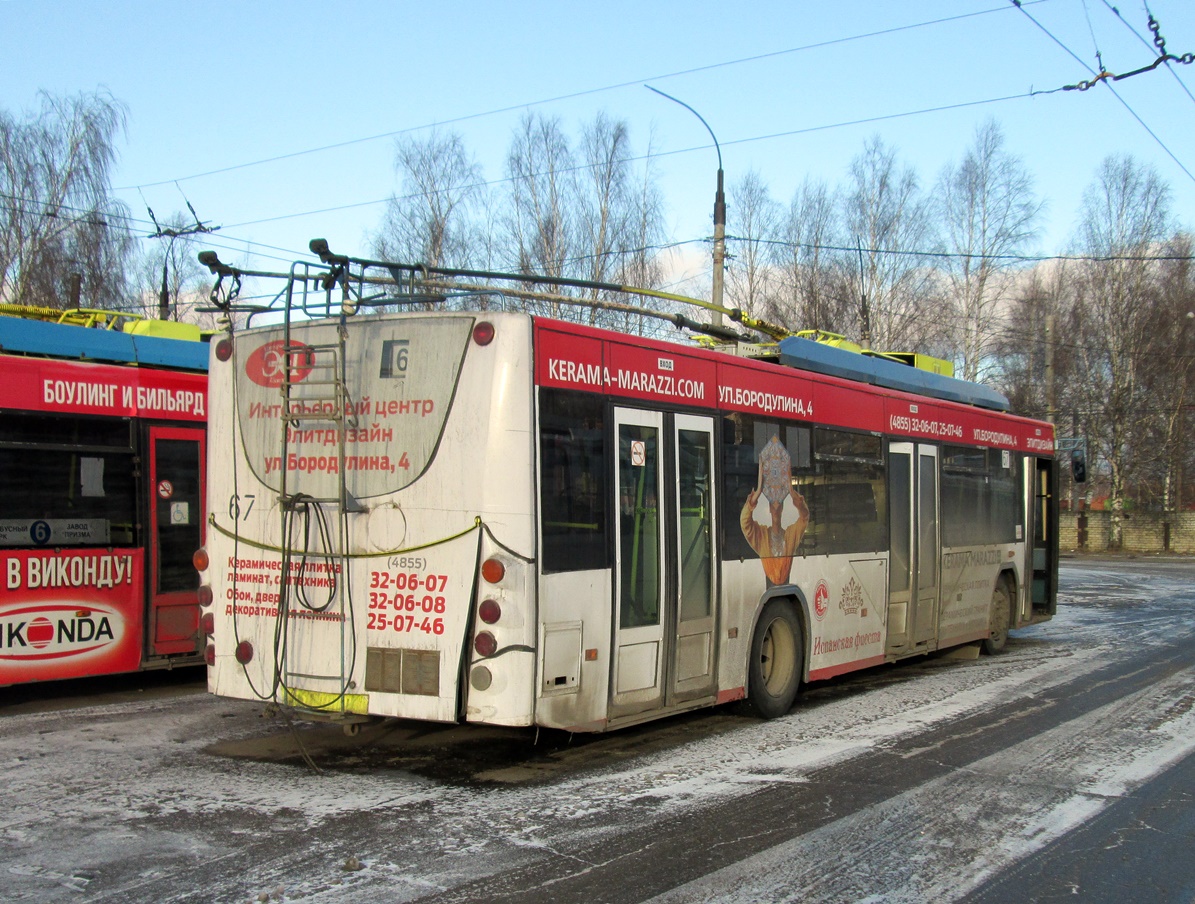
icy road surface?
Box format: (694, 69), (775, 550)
(2, 557), (1194, 903)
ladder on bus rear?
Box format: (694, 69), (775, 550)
(275, 326), (359, 713)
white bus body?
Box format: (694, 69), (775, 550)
(199, 308), (1057, 732)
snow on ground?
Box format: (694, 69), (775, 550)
(648, 667), (1195, 903)
(2, 561), (1194, 902)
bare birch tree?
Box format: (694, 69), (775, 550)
(1138, 233), (1195, 513)
(506, 112), (575, 319)
(725, 169), (779, 320)
(374, 130), (482, 269)
(841, 135), (939, 352)
(935, 120), (1043, 381)
(993, 262), (1074, 417)
(575, 115), (667, 332)
(1069, 154), (1172, 545)
(766, 177), (851, 333)
(0, 90), (134, 309)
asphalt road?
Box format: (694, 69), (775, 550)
(2, 556), (1193, 903)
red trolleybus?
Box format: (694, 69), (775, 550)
(196, 245), (1058, 731)
(0, 309), (208, 686)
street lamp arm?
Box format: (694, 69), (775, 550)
(646, 85), (728, 324)
(645, 85), (722, 172)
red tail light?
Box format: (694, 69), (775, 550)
(472, 321), (495, 346)
(235, 641), (254, 664)
(197, 585), (213, 606)
(201, 612), (215, 636)
(481, 557), (505, 584)
(204, 644), (216, 667)
(214, 337), (233, 361)
(478, 599), (501, 624)
(474, 631), (497, 657)
(193, 548), (209, 572)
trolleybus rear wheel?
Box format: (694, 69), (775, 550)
(745, 599), (802, 719)
(982, 580), (1012, 655)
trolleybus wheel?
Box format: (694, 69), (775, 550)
(982, 581), (1012, 655)
(745, 599), (803, 719)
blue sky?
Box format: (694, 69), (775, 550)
(5, 0), (1193, 287)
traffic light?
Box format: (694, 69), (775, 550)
(1071, 448), (1087, 483)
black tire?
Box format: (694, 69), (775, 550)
(745, 599), (803, 718)
(982, 580), (1012, 655)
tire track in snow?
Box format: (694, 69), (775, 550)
(645, 668), (1195, 904)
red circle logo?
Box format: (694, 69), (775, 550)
(244, 340), (315, 388)
(813, 581), (829, 621)
(27, 617), (54, 648)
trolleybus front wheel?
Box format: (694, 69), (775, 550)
(745, 599), (803, 719)
(982, 580), (1012, 655)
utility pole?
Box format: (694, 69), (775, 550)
(711, 167), (726, 328)
(145, 199), (217, 321)
(1045, 313), (1056, 424)
(856, 240), (871, 350)
(646, 86), (725, 326)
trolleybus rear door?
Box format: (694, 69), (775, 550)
(913, 445), (940, 647)
(886, 442), (913, 653)
(886, 442), (940, 652)
(668, 414), (717, 703)
(147, 426), (206, 657)
(611, 408), (666, 716)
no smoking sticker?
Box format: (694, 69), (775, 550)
(630, 440), (646, 467)
(157, 479), (174, 499)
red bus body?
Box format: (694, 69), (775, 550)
(0, 316), (208, 686)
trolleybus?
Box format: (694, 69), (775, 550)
(195, 244), (1058, 731)
(0, 308), (208, 686)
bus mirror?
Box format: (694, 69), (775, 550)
(1070, 449), (1087, 484)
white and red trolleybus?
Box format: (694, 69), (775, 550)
(0, 309), (208, 686)
(195, 247), (1058, 731)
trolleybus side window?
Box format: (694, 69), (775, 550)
(720, 413), (811, 562)
(538, 389), (608, 573)
(798, 428), (886, 556)
(0, 412), (137, 547)
(941, 446), (1023, 546)
(990, 451), (1023, 543)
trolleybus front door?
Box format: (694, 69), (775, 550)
(886, 442), (940, 653)
(146, 426), (206, 658)
(610, 408), (717, 720)
(668, 414), (717, 705)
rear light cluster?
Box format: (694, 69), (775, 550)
(470, 557), (509, 693)
(193, 548), (214, 666)
(470, 556), (507, 690)
(193, 547), (254, 667)
(473, 556), (505, 658)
